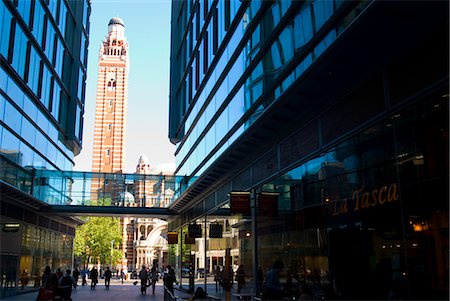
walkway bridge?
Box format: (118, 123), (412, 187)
(0, 167), (194, 219)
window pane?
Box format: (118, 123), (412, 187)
(0, 5), (12, 58)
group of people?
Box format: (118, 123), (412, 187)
(36, 265), (117, 300)
(136, 264), (176, 295)
(213, 264), (246, 293)
(37, 266), (77, 300)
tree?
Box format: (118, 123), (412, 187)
(74, 216), (122, 268)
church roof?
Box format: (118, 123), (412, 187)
(109, 17), (124, 27)
(138, 154), (150, 165)
(118, 191), (135, 203)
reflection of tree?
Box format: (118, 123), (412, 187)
(74, 216), (122, 267)
(83, 198), (112, 206)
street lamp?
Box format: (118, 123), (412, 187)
(110, 240), (114, 269)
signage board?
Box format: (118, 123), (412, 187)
(188, 223), (202, 238)
(230, 191), (251, 215)
(167, 232), (178, 244)
(258, 192), (279, 216)
(209, 223), (223, 238)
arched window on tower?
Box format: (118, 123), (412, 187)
(107, 79), (116, 91)
(106, 149), (110, 156)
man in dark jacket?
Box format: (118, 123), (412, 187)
(104, 267), (112, 288)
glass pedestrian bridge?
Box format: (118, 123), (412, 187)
(0, 161), (193, 218)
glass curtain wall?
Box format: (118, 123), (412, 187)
(253, 92), (448, 300)
(18, 224), (74, 290)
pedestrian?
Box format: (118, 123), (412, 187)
(214, 266), (221, 292)
(236, 264), (246, 294)
(163, 265), (176, 294)
(120, 268), (125, 284)
(41, 266), (51, 288)
(56, 268), (63, 279)
(20, 269), (28, 289)
(104, 267), (112, 289)
(72, 267), (80, 288)
(58, 269), (75, 300)
(81, 268), (87, 286)
(262, 260), (285, 300)
(138, 265), (148, 295)
(150, 265), (159, 295)
(90, 266), (99, 290)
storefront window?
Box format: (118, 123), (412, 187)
(253, 92), (448, 299)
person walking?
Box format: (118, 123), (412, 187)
(104, 267), (112, 289)
(138, 265), (149, 295)
(262, 260), (285, 300)
(150, 265), (159, 295)
(214, 266), (221, 292)
(164, 265), (176, 294)
(72, 267), (80, 289)
(58, 269), (75, 300)
(120, 268), (125, 284)
(236, 264), (246, 294)
(41, 266), (51, 289)
(90, 266), (99, 290)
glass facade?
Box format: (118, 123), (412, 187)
(0, 0), (90, 179)
(168, 0), (448, 300)
(0, 0), (90, 297)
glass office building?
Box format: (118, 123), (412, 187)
(168, 0), (448, 299)
(0, 0), (90, 296)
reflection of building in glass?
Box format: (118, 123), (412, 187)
(168, 1), (448, 299)
(0, 0), (90, 297)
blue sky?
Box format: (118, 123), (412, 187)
(74, 0), (176, 173)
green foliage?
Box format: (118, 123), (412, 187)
(83, 198), (112, 206)
(74, 216), (122, 267)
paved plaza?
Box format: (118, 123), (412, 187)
(2, 278), (248, 301)
(3, 279), (194, 301)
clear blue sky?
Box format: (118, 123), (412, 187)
(74, 0), (175, 173)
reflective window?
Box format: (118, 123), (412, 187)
(77, 69), (84, 101)
(75, 104), (82, 140)
(4, 100), (22, 134)
(59, 1), (67, 34)
(12, 24), (28, 79)
(23, 93), (37, 121)
(0, 94), (5, 120)
(16, 0), (32, 27)
(45, 22), (56, 62)
(51, 81), (61, 119)
(6, 76), (24, 108)
(20, 117), (37, 149)
(55, 39), (64, 77)
(40, 65), (53, 109)
(1, 127), (20, 153)
(312, 0), (334, 32)
(47, 0), (58, 19)
(28, 45), (41, 96)
(82, 0), (89, 30)
(32, 1), (46, 47)
(293, 3), (314, 50)
(80, 35), (86, 67)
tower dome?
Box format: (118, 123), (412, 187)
(108, 17), (124, 27)
(138, 154), (150, 165)
(117, 191), (135, 206)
